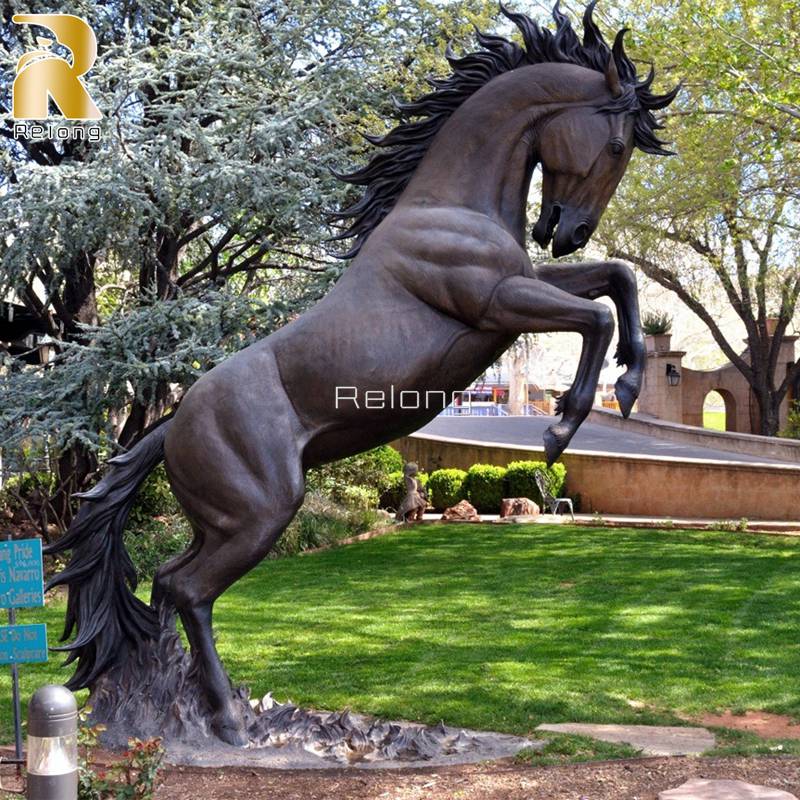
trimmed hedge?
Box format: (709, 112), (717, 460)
(379, 460), (568, 514)
(505, 461), (566, 509)
(427, 468), (467, 511)
(464, 464), (507, 513)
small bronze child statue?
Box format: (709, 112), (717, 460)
(395, 462), (428, 523)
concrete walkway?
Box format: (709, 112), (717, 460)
(422, 416), (787, 464)
(660, 779), (798, 799)
(536, 723), (716, 757)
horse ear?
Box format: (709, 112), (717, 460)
(605, 55), (623, 98)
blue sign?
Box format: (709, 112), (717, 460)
(0, 624), (48, 664)
(0, 538), (44, 609)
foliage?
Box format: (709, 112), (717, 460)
(78, 719), (164, 800)
(780, 401), (800, 440)
(307, 446), (403, 502)
(124, 515), (193, 583)
(0, 0), (499, 522)
(463, 464), (506, 512)
(331, 485), (380, 512)
(641, 311), (673, 336)
(718, 518), (750, 533)
(129, 465), (178, 521)
(272, 492), (387, 558)
(427, 468), (467, 511)
(595, 0), (800, 435)
(0, 290), (286, 529)
(505, 461), (566, 508)
(10, 524), (800, 746)
(379, 470), (429, 511)
(0, 469), (57, 536)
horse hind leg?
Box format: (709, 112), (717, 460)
(156, 440), (305, 745)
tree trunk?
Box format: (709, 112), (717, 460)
(53, 441), (98, 531)
(52, 253), (99, 526)
(506, 349), (528, 416)
(761, 399), (781, 437)
(751, 384), (781, 436)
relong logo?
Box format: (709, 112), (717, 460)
(12, 14), (101, 120)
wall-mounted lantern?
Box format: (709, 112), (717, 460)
(666, 363), (681, 387)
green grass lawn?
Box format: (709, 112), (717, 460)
(703, 410), (726, 430)
(3, 524), (800, 745)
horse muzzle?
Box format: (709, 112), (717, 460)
(532, 203), (595, 257)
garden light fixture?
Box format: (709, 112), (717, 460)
(26, 685), (78, 800)
(666, 363), (681, 387)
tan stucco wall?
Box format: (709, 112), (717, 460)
(639, 349), (686, 424)
(638, 336), (798, 434)
(587, 407), (800, 463)
(392, 433), (800, 522)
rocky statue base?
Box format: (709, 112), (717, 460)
(89, 610), (536, 769)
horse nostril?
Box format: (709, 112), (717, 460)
(572, 222), (590, 246)
(546, 205), (561, 237)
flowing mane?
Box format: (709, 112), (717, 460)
(331, 0), (679, 257)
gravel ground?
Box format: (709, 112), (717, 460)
(151, 756), (800, 799)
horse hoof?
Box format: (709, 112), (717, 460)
(212, 710), (249, 747)
(615, 374), (640, 418)
(543, 424), (571, 466)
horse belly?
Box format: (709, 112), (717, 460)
(287, 317), (511, 467)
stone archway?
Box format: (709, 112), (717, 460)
(703, 388), (737, 432)
(639, 332), (797, 434)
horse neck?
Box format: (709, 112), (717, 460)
(399, 65), (601, 245)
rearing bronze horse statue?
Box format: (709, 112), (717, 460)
(49, 2), (678, 745)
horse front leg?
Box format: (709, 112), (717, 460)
(478, 276), (614, 464)
(533, 259), (645, 417)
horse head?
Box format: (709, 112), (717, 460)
(532, 83), (635, 256)
(529, 19), (680, 257)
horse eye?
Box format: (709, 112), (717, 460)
(609, 138), (625, 156)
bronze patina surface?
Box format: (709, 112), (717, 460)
(48, 3), (678, 746)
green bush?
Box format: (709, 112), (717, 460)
(780, 400), (800, 439)
(332, 484), (380, 511)
(428, 468), (467, 511)
(367, 444), (405, 477)
(464, 464), (506, 512)
(307, 445), (404, 501)
(130, 464), (179, 520)
(274, 492), (388, 557)
(505, 460), (566, 508)
(79, 717), (163, 800)
(379, 470), (428, 510)
(0, 470), (56, 513)
(125, 514), (192, 582)
(125, 465), (188, 581)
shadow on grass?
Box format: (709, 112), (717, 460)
(3, 524), (800, 742)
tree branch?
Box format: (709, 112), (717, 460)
(610, 249), (754, 381)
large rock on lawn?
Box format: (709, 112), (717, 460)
(441, 500), (481, 522)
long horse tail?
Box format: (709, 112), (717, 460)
(45, 419), (173, 690)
